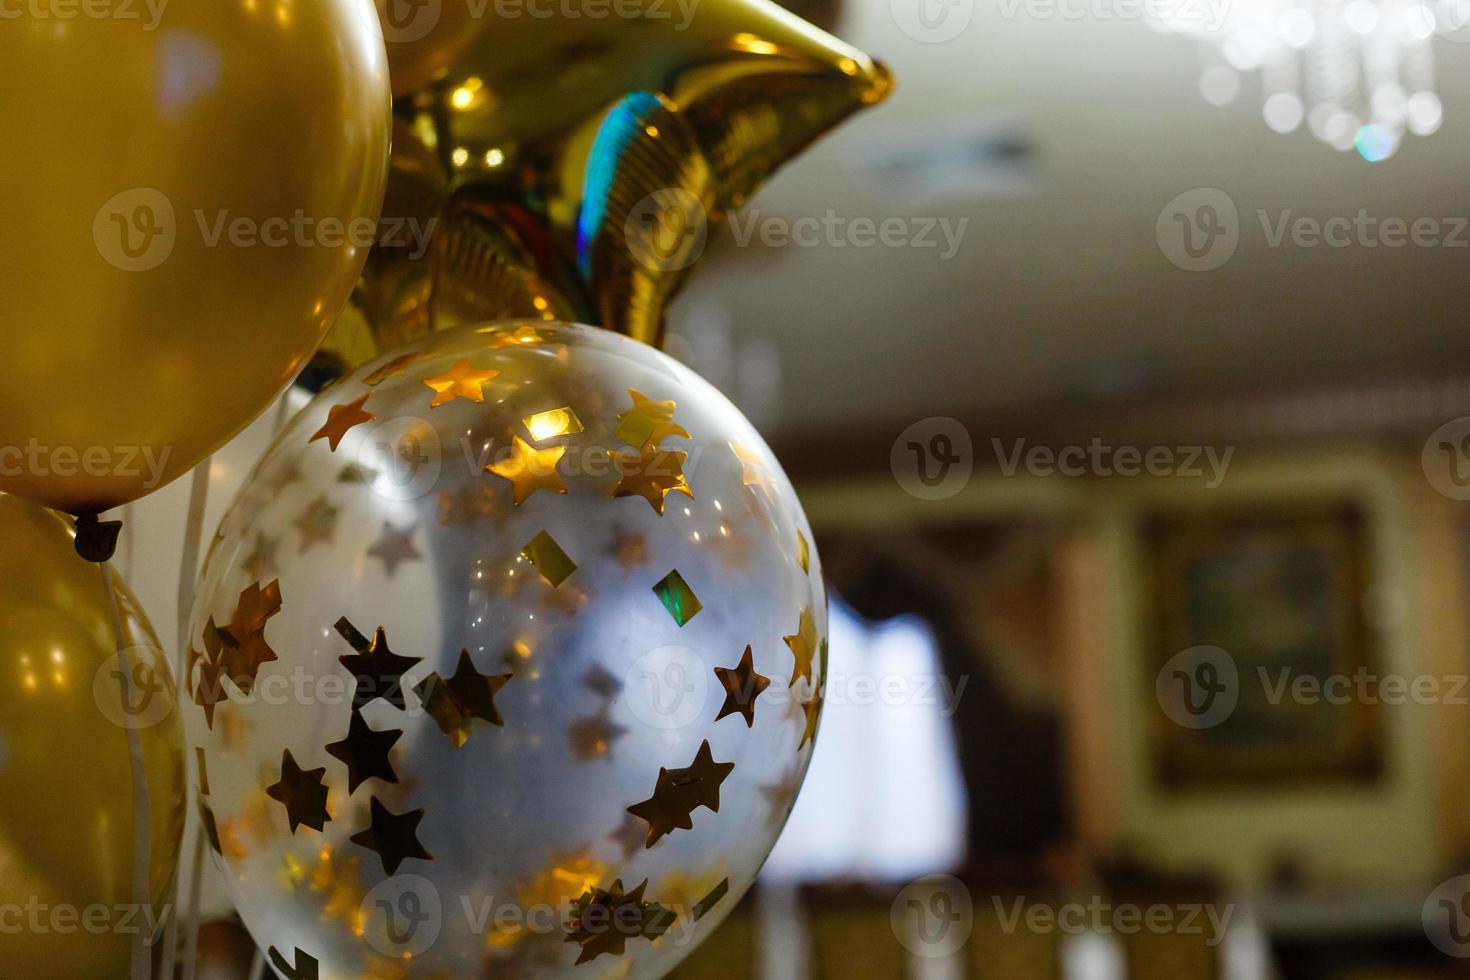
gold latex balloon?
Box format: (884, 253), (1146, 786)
(375, 0), (491, 96)
(0, 1), (392, 515)
(320, 0), (892, 373)
(0, 494), (185, 979)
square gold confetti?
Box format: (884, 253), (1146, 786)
(523, 407), (584, 442)
(652, 569), (703, 626)
(521, 530), (577, 587)
(615, 412), (657, 449)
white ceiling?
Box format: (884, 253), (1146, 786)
(669, 0), (1470, 433)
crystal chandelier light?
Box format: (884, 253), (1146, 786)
(1150, 0), (1462, 160)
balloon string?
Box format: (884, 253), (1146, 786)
(100, 561), (155, 980)
(172, 459), (212, 980)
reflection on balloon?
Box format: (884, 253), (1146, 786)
(0, 493), (185, 978)
(190, 322), (828, 977)
(0, 2), (391, 513)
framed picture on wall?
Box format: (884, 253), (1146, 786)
(1145, 503), (1382, 787)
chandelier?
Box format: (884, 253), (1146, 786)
(1150, 0), (1462, 160)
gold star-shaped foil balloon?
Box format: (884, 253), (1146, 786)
(318, 0), (892, 371)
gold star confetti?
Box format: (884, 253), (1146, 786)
(584, 664), (622, 700)
(611, 444), (692, 515)
(714, 646), (770, 728)
(487, 323), (553, 348)
(784, 606), (819, 687)
(335, 619), (424, 711)
(367, 521), (423, 578)
(193, 616), (231, 729)
(267, 457), (305, 493)
(266, 750), (332, 834)
(268, 946), (320, 980)
(565, 880), (676, 964)
(730, 442), (775, 501)
(523, 406), (584, 442)
(221, 579), (282, 694)
(616, 389), (690, 448)
(797, 530), (811, 575)
(520, 530), (577, 587)
(363, 352), (416, 386)
(310, 394), (375, 451)
(608, 814), (647, 860)
(608, 527), (647, 571)
(487, 435), (568, 504)
(414, 650), (512, 748)
(423, 359), (500, 407)
(350, 796), (433, 875)
(626, 740), (735, 848)
(652, 569), (703, 627)
(759, 764), (804, 823)
(241, 532), (280, 581)
(569, 707), (627, 762)
(798, 685), (824, 750)
(292, 496), (339, 553)
(325, 710), (402, 794)
(438, 480), (501, 527)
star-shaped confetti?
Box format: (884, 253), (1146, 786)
(350, 796), (433, 875)
(335, 619), (424, 711)
(325, 710), (402, 794)
(487, 323), (554, 348)
(652, 570), (703, 627)
(615, 390), (690, 448)
(367, 521), (423, 578)
(798, 685), (824, 750)
(241, 532), (280, 581)
(292, 496), (339, 553)
(266, 750), (331, 834)
(423, 359), (499, 407)
(487, 435), (568, 504)
(608, 527), (647, 571)
(608, 815), (647, 860)
(569, 707), (627, 762)
(730, 442), (775, 502)
(584, 664), (622, 700)
(438, 481), (501, 527)
(565, 879), (676, 965)
(221, 580), (282, 694)
(414, 650), (512, 749)
(626, 740), (735, 848)
(310, 394), (375, 451)
(759, 764), (805, 823)
(267, 457), (305, 494)
(520, 530), (577, 587)
(268, 947), (320, 980)
(714, 646), (770, 727)
(523, 406), (584, 442)
(611, 445), (692, 515)
(192, 616), (232, 729)
(785, 606), (819, 687)
(363, 352), (416, 386)
(796, 531), (811, 575)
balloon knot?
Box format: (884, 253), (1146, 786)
(74, 514), (123, 564)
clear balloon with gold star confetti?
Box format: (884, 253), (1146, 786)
(186, 321), (827, 978)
